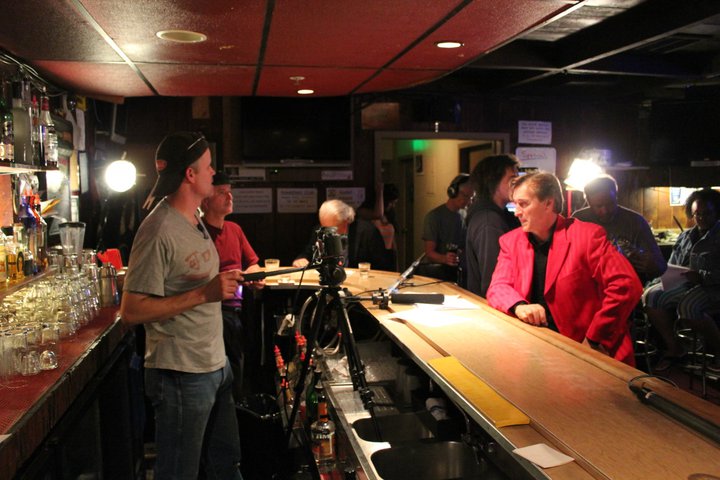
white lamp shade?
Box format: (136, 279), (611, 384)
(104, 160), (137, 193)
(565, 159), (603, 191)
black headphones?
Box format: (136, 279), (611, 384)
(447, 173), (470, 198)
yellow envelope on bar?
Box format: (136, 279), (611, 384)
(429, 356), (530, 428)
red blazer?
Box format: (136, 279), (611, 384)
(487, 216), (642, 365)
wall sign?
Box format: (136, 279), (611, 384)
(518, 120), (552, 145)
(232, 188), (273, 213)
(277, 188), (317, 213)
(326, 187), (366, 208)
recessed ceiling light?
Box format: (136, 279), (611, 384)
(297, 89), (315, 95)
(156, 30), (207, 43)
(435, 41), (464, 49)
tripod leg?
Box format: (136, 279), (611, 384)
(333, 293), (383, 441)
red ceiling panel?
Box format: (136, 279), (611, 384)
(394, 0), (577, 69)
(264, 0), (462, 68)
(0, 1), (121, 62)
(356, 68), (449, 94)
(139, 64), (256, 97)
(80, 0), (266, 64)
(255, 66), (375, 96)
(32, 61), (154, 98)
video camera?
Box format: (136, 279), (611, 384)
(312, 226), (348, 286)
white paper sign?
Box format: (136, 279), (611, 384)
(277, 188), (318, 213)
(232, 188), (273, 213)
(321, 170), (354, 181)
(518, 120), (552, 145)
(326, 187), (366, 208)
(515, 147), (557, 173)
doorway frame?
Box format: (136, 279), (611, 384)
(374, 131), (511, 269)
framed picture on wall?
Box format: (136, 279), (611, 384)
(415, 154), (424, 175)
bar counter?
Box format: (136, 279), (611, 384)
(271, 268), (720, 479)
(0, 306), (131, 478)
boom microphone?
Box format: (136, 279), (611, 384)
(389, 293), (444, 305)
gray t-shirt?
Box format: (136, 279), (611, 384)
(422, 203), (466, 253)
(124, 200), (225, 373)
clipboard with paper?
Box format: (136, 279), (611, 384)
(660, 263), (690, 290)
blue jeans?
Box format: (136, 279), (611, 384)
(145, 360), (243, 480)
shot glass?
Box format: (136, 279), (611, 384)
(264, 258), (280, 272)
(358, 262), (371, 277)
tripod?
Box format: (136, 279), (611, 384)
(283, 267), (381, 446)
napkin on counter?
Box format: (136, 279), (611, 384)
(513, 443), (575, 469)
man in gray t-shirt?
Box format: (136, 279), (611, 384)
(421, 174), (473, 285)
(121, 132), (245, 480)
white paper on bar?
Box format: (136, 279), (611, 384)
(414, 295), (480, 311)
(391, 309), (470, 327)
(513, 443), (574, 469)
(660, 263), (690, 291)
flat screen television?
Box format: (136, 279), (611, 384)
(240, 96), (352, 166)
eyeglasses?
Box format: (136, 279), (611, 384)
(186, 133), (206, 152)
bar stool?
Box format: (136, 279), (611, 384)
(677, 310), (720, 399)
(631, 307), (658, 373)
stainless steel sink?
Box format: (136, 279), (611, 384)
(371, 441), (493, 480)
(352, 412), (434, 443)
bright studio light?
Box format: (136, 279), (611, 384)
(104, 159), (137, 193)
(565, 159), (604, 191)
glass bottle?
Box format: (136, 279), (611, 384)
(0, 230), (7, 283)
(305, 364), (322, 425)
(39, 90), (58, 168)
(310, 388), (336, 466)
(11, 82), (31, 165)
(0, 83), (14, 163)
(32, 195), (47, 272)
(30, 94), (41, 165)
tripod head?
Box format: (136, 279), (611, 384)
(312, 226), (347, 287)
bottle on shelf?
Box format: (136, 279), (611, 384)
(32, 195), (47, 272)
(39, 89), (58, 168)
(310, 388), (336, 468)
(11, 81), (32, 165)
(30, 94), (41, 165)
(305, 363), (323, 425)
(0, 83), (14, 163)
(0, 229), (7, 283)
(19, 196), (38, 275)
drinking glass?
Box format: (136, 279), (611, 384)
(265, 258), (280, 271)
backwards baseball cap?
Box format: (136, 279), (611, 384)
(143, 131), (209, 209)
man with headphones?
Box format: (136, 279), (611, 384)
(420, 173), (474, 285)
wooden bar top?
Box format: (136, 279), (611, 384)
(334, 268), (720, 480)
(0, 307), (125, 479)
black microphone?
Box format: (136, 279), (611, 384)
(629, 382), (720, 444)
(241, 266), (308, 282)
(390, 292), (444, 305)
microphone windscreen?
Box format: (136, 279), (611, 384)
(390, 293), (444, 305)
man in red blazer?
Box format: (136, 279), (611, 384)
(487, 172), (642, 365)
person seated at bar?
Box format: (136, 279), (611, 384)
(419, 174), (474, 286)
(643, 188), (720, 372)
(201, 171), (264, 399)
(357, 182), (400, 272)
(487, 171), (643, 366)
(292, 199), (392, 271)
(573, 174), (666, 284)
(465, 154), (520, 297)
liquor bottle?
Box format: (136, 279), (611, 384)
(39, 90), (58, 168)
(0, 83), (14, 162)
(32, 195), (47, 272)
(310, 389), (336, 466)
(0, 230), (7, 283)
(19, 196), (38, 275)
(305, 364), (323, 425)
(11, 82), (32, 165)
(30, 94), (41, 165)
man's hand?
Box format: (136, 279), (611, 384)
(444, 251), (459, 266)
(205, 270), (244, 302)
(293, 258), (309, 268)
(243, 264), (265, 291)
(514, 304), (547, 326)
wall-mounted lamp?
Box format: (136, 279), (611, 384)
(564, 158), (604, 192)
(104, 153), (137, 193)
